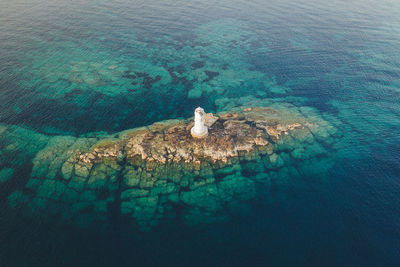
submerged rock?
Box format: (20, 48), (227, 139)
(0, 168), (14, 183)
(3, 104), (339, 231)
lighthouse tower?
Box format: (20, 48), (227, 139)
(191, 107), (208, 138)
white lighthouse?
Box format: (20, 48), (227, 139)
(191, 107), (208, 138)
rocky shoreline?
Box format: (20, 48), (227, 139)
(77, 107), (303, 167)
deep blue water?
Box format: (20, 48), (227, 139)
(1, 0), (400, 266)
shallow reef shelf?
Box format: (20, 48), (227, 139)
(2, 103), (340, 231)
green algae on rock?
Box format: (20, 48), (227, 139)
(4, 103), (340, 231)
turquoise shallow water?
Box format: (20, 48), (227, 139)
(1, 0), (400, 266)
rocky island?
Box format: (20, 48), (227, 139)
(2, 101), (340, 231)
(77, 106), (303, 167)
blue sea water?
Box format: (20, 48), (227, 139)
(0, 0), (400, 266)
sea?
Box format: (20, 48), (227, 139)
(0, 0), (399, 266)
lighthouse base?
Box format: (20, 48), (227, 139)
(191, 126), (208, 138)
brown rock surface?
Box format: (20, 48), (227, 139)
(76, 106), (307, 167)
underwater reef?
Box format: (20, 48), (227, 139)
(2, 99), (340, 231)
(1, 19), (290, 135)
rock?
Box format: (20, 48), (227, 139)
(0, 124), (7, 135)
(61, 188), (80, 203)
(3, 103), (337, 232)
(254, 137), (269, 146)
(122, 168), (141, 187)
(61, 161), (74, 180)
(8, 190), (29, 208)
(204, 113), (219, 127)
(74, 163), (92, 178)
(268, 153), (284, 168)
(218, 175), (256, 202)
(121, 199), (137, 214)
(86, 165), (108, 188)
(68, 176), (87, 192)
(131, 196), (159, 228)
(36, 180), (66, 201)
(31, 136), (76, 179)
(150, 182), (177, 195)
(167, 193), (180, 203)
(266, 126), (281, 140)
(188, 88), (203, 99)
(25, 178), (42, 191)
(0, 168), (14, 183)
(180, 184), (221, 211)
(291, 147), (307, 159)
(121, 189), (149, 199)
(73, 106), (311, 169)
